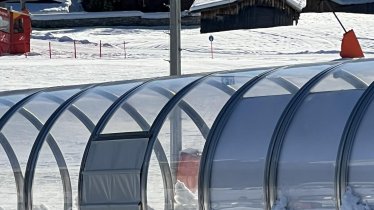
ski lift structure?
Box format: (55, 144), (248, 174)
(1, 59), (374, 210)
(0, 6), (31, 54)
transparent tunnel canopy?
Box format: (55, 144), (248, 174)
(32, 81), (143, 210)
(342, 60), (374, 208)
(102, 76), (200, 134)
(276, 60), (374, 210)
(2, 59), (374, 210)
(0, 86), (84, 210)
(0, 91), (36, 118)
(80, 76), (201, 210)
(210, 62), (336, 210)
(147, 69), (267, 210)
(348, 91), (374, 208)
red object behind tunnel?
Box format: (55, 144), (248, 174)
(340, 29), (365, 59)
(0, 7), (31, 55)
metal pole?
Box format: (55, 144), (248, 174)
(20, 0), (26, 11)
(169, 0), (182, 188)
(170, 0), (181, 76)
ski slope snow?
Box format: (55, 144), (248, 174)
(1, 13), (373, 91)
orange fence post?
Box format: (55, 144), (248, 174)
(74, 40), (77, 58)
(124, 41), (127, 59)
(49, 42), (52, 59)
(99, 40), (102, 58)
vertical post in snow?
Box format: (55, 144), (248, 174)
(124, 41), (127, 59)
(169, 0), (182, 188)
(209, 35), (214, 59)
(75, 40), (77, 58)
(211, 42), (213, 59)
(99, 40), (102, 58)
(49, 42), (51, 59)
(20, 0), (26, 11)
(23, 40), (27, 58)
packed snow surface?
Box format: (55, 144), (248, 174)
(1, 13), (374, 91)
(341, 186), (372, 210)
(271, 196), (288, 210)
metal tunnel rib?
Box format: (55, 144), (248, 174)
(206, 79), (236, 95)
(0, 91), (98, 210)
(265, 61), (350, 210)
(24, 85), (95, 210)
(44, 94), (96, 132)
(151, 86), (211, 139)
(78, 80), (152, 208)
(0, 98), (75, 210)
(198, 67), (282, 210)
(333, 69), (369, 89)
(143, 73), (216, 210)
(268, 76), (300, 94)
(0, 132), (24, 210)
(0, 91), (42, 210)
(95, 88), (177, 210)
(335, 81), (374, 208)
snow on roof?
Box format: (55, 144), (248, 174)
(31, 11), (172, 20)
(190, 0), (306, 12)
(331, 0), (374, 4)
(190, 0), (374, 13)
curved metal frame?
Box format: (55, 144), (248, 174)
(24, 85), (95, 210)
(197, 67), (282, 210)
(80, 83), (188, 210)
(265, 61), (349, 210)
(19, 83), (156, 210)
(0, 86), (95, 210)
(78, 80), (151, 207)
(335, 81), (374, 208)
(142, 72), (236, 210)
(4, 59), (374, 210)
(0, 91), (42, 210)
(0, 92), (91, 210)
(151, 86), (211, 139)
(79, 74), (237, 210)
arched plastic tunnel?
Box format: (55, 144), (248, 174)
(0, 58), (374, 210)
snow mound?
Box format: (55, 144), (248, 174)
(174, 180), (198, 210)
(272, 195), (288, 210)
(58, 36), (74, 42)
(79, 39), (90, 44)
(103, 43), (113, 47)
(0, 207), (4, 210)
(341, 186), (371, 210)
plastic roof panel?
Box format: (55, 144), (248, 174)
(29, 81), (142, 210)
(206, 63), (335, 210)
(347, 92), (374, 207)
(102, 76), (200, 134)
(275, 60), (374, 210)
(147, 69), (269, 210)
(244, 63), (337, 98)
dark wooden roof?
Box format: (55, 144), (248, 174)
(197, 0), (300, 33)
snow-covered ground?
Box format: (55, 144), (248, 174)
(0, 11), (374, 210)
(1, 12), (373, 92)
